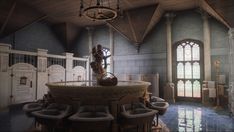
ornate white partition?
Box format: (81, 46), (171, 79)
(48, 65), (66, 83)
(9, 63), (36, 104)
(72, 66), (86, 81)
(0, 43), (89, 108)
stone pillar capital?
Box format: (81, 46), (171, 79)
(229, 28), (234, 39)
(165, 12), (176, 24)
(0, 43), (11, 53)
(86, 27), (94, 33)
(201, 11), (210, 20)
(37, 48), (48, 57)
(63, 52), (74, 58)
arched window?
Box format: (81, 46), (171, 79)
(173, 39), (203, 100)
(102, 47), (111, 73)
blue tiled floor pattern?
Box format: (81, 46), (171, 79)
(1, 102), (234, 132)
(160, 102), (234, 131)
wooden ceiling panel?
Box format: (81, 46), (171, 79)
(107, 13), (135, 43)
(159, 0), (198, 10)
(206, 0), (234, 27)
(0, 0), (233, 43)
(107, 5), (159, 44)
(127, 5), (158, 43)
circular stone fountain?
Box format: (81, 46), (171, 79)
(46, 81), (150, 101)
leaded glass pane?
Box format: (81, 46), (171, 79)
(185, 80), (192, 97)
(176, 40), (202, 99)
(185, 45), (191, 61)
(177, 80), (184, 96)
(193, 62), (200, 79)
(177, 45), (184, 61)
(192, 44), (200, 60)
(102, 47), (111, 72)
(193, 80), (201, 97)
(177, 63), (184, 78)
(185, 62), (192, 79)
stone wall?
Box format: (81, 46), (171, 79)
(74, 10), (229, 97)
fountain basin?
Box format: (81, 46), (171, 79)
(46, 80), (150, 102)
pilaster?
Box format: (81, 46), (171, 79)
(165, 13), (173, 83)
(64, 52), (74, 82)
(228, 28), (234, 114)
(0, 43), (11, 108)
(86, 27), (94, 80)
(36, 49), (48, 99)
(202, 12), (211, 81)
(109, 27), (114, 73)
(164, 13), (175, 103)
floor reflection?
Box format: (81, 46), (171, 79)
(178, 107), (202, 131)
(160, 102), (234, 131)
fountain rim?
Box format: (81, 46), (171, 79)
(46, 80), (151, 88)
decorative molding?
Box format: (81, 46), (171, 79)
(38, 58), (47, 72)
(0, 55), (8, 72)
(0, 43), (11, 53)
(229, 28), (234, 39)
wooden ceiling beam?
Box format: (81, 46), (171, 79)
(126, 12), (137, 43)
(0, 1), (16, 35)
(201, 0), (230, 28)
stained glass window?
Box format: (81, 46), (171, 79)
(192, 44), (200, 60)
(102, 47), (111, 72)
(177, 45), (184, 61)
(175, 40), (202, 99)
(193, 62), (200, 79)
(177, 63), (184, 78)
(193, 80), (201, 97)
(177, 80), (184, 96)
(185, 62), (192, 79)
(185, 45), (191, 61)
(185, 80), (192, 97)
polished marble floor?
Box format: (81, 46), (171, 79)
(160, 102), (234, 131)
(0, 102), (234, 132)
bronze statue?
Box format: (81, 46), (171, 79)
(90, 44), (117, 86)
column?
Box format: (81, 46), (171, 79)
(164, 13), (175, 103)
(202, 12), (211, 81)
(87, 27), (93, 80)
(64, 52), (74, 82)
(166, 13), (173, 83)
(37, 49), (48, 99)
(0, 43), (11, 108)
(109, 27), (114, 73)
(228, 28), (234, 114)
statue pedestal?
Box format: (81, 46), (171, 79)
(164, 82), (175, 103)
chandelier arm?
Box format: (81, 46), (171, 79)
(81, 0), (119, 21)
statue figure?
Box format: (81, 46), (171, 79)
(90, 44), (117, 86)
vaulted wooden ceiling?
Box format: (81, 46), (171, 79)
(0, 0), (233, 48)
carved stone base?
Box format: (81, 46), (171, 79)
(163, 82), (175, 103)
